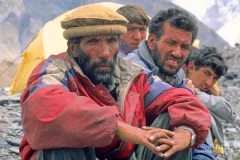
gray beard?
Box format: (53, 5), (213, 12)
(72, 48), (117, 90)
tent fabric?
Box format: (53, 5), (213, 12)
(9, 29), (45, 94)
(9, 2), (123, 94)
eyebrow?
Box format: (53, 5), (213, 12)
(204, 69), (219, 78)
(127, 26), (147, 29)
(166, 38), (191, 45)
(86, 37), (100, 42)
(86, 36), (118, 42)
(204, 70), (212, 75)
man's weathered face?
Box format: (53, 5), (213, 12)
(149, 23), (192, 76)
(73, 35), (120, 89)
(121, 23), (147, 50)
(188, 65), (219, 92)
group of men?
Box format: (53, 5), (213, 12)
(19, 3), (238, 160)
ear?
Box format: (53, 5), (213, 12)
(147, 34), (156, 53)
(188, 61), (195, 74)
(67, 40), (78, 58)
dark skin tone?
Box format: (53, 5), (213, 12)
(187, 62), (220, 93)
(146, 22), (194, 157)
(69, 35), (181, 157)
(116, 121), (175, 157)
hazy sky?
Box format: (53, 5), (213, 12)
(173, 0), (240, 46)
(173, 0), (215, 19)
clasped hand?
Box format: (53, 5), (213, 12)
(116, 121), (191, 158)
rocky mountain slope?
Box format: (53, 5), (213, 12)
(0, 0), (229, 63)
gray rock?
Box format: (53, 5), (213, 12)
(9, 147), (19, 154)
(0, 140), (11, 148)
(6, 137), (21, 147)
(226, 128), (238, 133)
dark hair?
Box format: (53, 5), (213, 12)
(71, 37), (81, 45)
(149, 8), (198, 44)
(116, 4), (150, 26)
(189, 46), (228, 77)
(184, 46), (199, 66)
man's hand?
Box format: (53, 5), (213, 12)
(154, 128), (192, 158)
(206, 86), (219, 96)
(115, 121), (174, 157)
(185, 79), (198, 97)
(141, 126), (175, 156)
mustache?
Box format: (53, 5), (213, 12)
(165, 55), (182, 63)
(86, 59), (115, 71)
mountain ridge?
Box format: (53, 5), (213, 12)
(0, 0), (230, 62)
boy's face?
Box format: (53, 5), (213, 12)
(121, 23), (147, 50)
(188, 64), (220, 92)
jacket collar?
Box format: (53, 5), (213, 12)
(119, 40), (134, 57)
(138, 40), (159, 75)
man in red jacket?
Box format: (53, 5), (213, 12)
(19, 4), (210, 160)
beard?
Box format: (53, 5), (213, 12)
(152, 45), (183, 86)
(75, 48), (117, 90)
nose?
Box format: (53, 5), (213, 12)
(133, 30), (142, 40)
(99, 42), (111, 59)
(172, 46), (182, 59)
(206, 77), (214, 88)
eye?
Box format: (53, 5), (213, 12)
(181, 44), (190, 50)
(167, 40), (176, 46)
(204, 71), (211, 76)
(107, 37), (118, 44)
(214, 77), (220, 81)
(87, 39), (99, 45)
(127, 27), (135, 31)
(139, 28), (147, 32)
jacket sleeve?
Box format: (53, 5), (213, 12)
(198, 91), (237, 124)
(21, 59), (120, 150)
(144, 75), (211, 147)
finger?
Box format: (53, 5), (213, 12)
(194, 89), (198, 96)
(186, 79), (192, 85)
(141, 126), (175, 137)
(155, 144), (171, 153)
(154, 138), (174, 147)
(149, 132), (171, 142)
(188, 79), (192, 84)
(155, 152), (164, 157)
(149, 133), (167, 142)
(148, 129), (175, 138)
(141, 126), (153, 130)
(143, 139), (161, 154)
(162, 146), (178, 158)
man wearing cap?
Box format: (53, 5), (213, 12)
(19, 4), (210, 160)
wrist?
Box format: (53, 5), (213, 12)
(175, 126), (196, 146)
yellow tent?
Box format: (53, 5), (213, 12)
(9, 2), (123, 94)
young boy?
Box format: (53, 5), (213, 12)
(183, 46), (240, 158)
